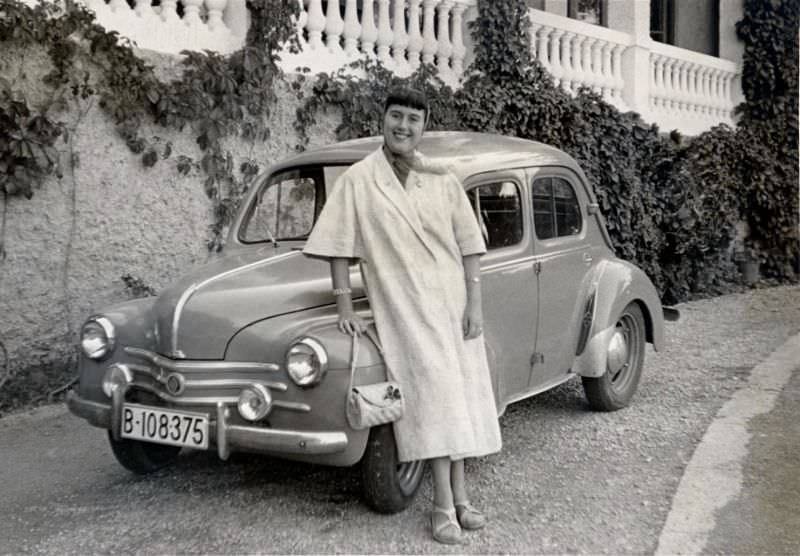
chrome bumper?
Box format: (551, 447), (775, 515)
(66, 390), (348, 460)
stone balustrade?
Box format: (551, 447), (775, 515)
(527, 7), (741, 135)
(279, 0), (477, 86)
(30, 0), (740, 135)
(529, 8), (633, 110)
(648, 41), (739, 135)
(79, 0), (249, 55)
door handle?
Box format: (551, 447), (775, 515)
(583, 252), (593, 264)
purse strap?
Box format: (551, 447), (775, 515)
(347, 327), (384, 393)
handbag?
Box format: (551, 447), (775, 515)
(345, 329), (405, 430)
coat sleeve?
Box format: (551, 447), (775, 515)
(448, 174), (487, 257)
(302, 174), (365, 260)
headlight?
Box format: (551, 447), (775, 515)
(81, 316), (116, 360)
(102, 364), (133, 397)
(237, 384), (273, 421)
(286, 337), (328, 387)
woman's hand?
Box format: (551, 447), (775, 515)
(462, 300), (484, 340)
(339, 310), (367, 336)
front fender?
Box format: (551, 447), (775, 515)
(572, 259), (665, 378)
(76, 297), (158, 402)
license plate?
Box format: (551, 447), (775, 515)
(121, 403), (209, 450)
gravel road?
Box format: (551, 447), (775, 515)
(1, 285), (799, 554)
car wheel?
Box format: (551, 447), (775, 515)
(107, 432), (181, 474)
(582, 302), (646, 411)
(360, 424), (425, 514)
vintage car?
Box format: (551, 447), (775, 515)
(67, 132), (675, 513)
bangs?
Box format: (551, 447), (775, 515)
(384, 86), (429, 115)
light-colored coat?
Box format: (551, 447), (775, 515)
(303, 148), (502, 462)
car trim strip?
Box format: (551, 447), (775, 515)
(128, 381), (311, 412)
(170, 251), (299, 357)
(124, 346), (280, 373)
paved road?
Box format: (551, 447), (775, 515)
(1, 285), (798, 554)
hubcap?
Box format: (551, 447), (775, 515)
(606, 312), (641, 393)
(397, 460), (425, 496)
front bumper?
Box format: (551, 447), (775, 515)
(66, 389), (348, 460)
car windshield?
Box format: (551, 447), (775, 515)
(239, 165), (349, 243)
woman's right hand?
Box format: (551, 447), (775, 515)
(338, 311), (367, 336)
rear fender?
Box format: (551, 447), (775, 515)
(572, 260), (664, 378)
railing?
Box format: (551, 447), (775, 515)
(52, 1), (740, 135)
(280, 1), (477, 85)
(529, 9), (633, 110)
(81, 0), (249, 55)
(527, 7), (740, 135)
(648, 41), (739, 135)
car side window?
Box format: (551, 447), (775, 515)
(467, 181), (523, 249)
(241, 169), (322, 243)
(532, 177), (582, 240)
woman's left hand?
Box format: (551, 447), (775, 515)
(463, 302), (484, 340)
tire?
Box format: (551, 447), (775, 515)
(582, 302), (646, 411)
(360, 424), (425, 514)
(107, 432), (181, 474)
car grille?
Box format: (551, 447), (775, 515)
(120, 346), (310, 413)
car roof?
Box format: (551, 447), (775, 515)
(274, 131), (582, 182)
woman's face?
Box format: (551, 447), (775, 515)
(383, 104), (426, 156)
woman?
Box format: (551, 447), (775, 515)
(303, 87), (502, 545)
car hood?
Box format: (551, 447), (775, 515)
(154, 245), (349, 359)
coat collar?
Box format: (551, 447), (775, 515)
(366, 148), (438, 261)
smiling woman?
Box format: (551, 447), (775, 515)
(303, 87), (503, 544)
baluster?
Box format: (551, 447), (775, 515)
(343, 0), (361, 56)
(560, 32), (575, 94)
(182, 0), (204, 27)
(667, 59), (680, 112)
(611, 44), (625, 106)
(677, 61), (689, 114)
(529, 23), (541, 60)
(537, 26), (552, 70)
(549, 29), (565, 88)
(407, 0), (424, 69)
(160, 0), (179, 22)
(697, 67), (709, 117)
(392, 0), (410, 67)
(712, 70), (725, 117)
(205, 0), (228, 31)
(360, 0), (378, 57)
(450, 1), (467, 76)
(325, 0), (345, 53)
(295, 0), (309, 46)
(572, 35), (588, 90)
(588, 39), (602, 94)
(600, 42), (614, 102)
(376, 0), (393, 64)
(652, 55), (665, 111)
(722, 72), (733, 119)
(421, 0), (438, 65)
(306, 0), (326, 49)
(436, 1), (453, 75)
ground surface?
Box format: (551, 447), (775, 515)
(0, 285), (798, 554)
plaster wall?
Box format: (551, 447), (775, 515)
(0, 47), (338, 390)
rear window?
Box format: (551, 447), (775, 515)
(239, 166), (347, 243)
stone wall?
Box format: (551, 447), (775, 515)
(0, 47), (338, 402)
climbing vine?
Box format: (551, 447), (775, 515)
(0, 0), (299, 249)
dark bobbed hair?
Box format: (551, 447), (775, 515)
(383, 86), (429, 119)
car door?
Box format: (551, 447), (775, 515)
(527, 167), (594, 388)
(464, 170), (538, 409)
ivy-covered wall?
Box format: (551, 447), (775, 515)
(0, 1), (337, 411)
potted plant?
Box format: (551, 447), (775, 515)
(734, 243), (760, 286)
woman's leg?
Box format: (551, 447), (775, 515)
(450, 458), (468, 504)
(430, 457), (454, 508)
(451, 458), (487, 530)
